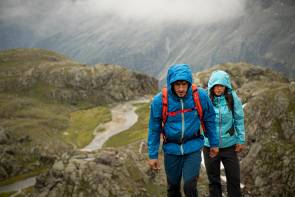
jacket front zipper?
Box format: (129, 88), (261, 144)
(180, 99), (184, 155)
(218, 97), (222, 147)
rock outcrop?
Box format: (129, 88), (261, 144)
(31, 146), (167, 197)
(0, 127), (57, 180)
(193, 62), (295, 196)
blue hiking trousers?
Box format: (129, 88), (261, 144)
(164, 151), (201, 197)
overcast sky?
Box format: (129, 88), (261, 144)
(0, 0), (246, 35)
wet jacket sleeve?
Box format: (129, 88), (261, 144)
(232, 91), (245, 144)
(148, 94), (162, 159)
(199, 89), (219, 147)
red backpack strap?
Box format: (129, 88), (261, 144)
(161, 87), (168, 142)
(162, 87), (168, 125)
(192, 84), (206, 134)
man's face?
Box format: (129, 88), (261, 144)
(173, 80), (189, 98)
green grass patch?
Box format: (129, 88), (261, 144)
(23, 82), (55, 102)
(0, 48), (69, 68)
(0, 93), (71, 143)
(103, 103), (149, 148)
(62, 106), (111, 148)
(145, 184), (166, 196)
(0, 92), (112, 148)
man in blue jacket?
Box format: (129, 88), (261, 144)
(148, 64), (219, 197)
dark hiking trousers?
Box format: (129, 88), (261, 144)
(203, 146), (241, 197)
(164, 151), (201, 197)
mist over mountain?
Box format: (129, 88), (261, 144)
(0, 0), (294, 80)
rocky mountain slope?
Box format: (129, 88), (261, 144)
(29, 63), (294, 196)
(0, 48), (158, 181)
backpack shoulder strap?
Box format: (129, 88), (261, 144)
(161, 87), (168, 142)
(192, 84), (206, 133)
(230, 92), (234, 117)
(161, 87), (168, 126)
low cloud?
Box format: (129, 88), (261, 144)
(95, 0), (246, 23)
(0, 0), (246, 35)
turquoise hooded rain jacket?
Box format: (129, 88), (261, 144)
(204, 70), (245, 148)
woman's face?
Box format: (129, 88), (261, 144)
(213, 84), (225, 96)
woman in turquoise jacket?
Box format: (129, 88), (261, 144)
(203, 70), (245, 197)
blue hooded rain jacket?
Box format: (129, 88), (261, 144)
(148, 64), (219, 159)
(204, 70), (245, 148)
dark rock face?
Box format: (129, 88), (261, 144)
(194, 63), (295, 196)
(241, 83), (295, 196)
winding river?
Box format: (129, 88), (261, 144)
(81, 102), (138, 151)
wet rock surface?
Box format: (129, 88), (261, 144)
(31, 147), (168, 197)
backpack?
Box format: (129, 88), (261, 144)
(161, 84), (206, 140)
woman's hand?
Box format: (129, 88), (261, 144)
(235, 144), (244, 153)
(210, 147), (219, 158)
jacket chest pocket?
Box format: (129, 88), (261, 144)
(215, 104), (232, 123)
(220, 105), (233, 123)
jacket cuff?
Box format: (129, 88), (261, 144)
(209, 143), (219, 148)
(238, 140), (245, 144)
(149, 153), (158, 160)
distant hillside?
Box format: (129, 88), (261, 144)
(0, 48), (158, 105)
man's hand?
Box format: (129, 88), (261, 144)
(210, 147), (219, 158)
(235, 144), (244, 153)
(148, 159), (160, 171)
